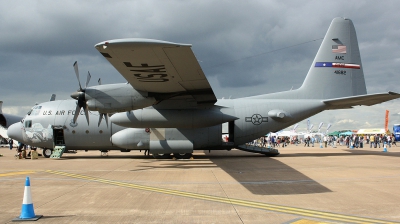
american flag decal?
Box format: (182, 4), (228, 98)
(315, 62), (360, 69)
(332, 45), (346, 54)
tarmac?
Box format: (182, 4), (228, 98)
(0, 143), (400, 224)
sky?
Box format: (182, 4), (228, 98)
(1, 0), (399, 133)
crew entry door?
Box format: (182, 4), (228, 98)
(53, 126), (65, 146)
(222, 121), (235, 146)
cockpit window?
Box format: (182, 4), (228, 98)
(24, 120), (32, 128)
(28, 105), (42, 116)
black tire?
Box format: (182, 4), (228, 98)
(43, 148), (53, 158)
(173, 153), (192, 159)
(152, 153), (172, 159)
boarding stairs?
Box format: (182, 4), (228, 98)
(50, 146), (66, 159)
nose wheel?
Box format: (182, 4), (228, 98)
(43, 148), (53, 158)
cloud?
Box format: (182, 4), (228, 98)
(0, 0), (399, 134)
(393, 113), (400, 117)
(337, 119), (356, 124)
(2, 106), (31, 116)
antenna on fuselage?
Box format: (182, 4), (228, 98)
(49, 94), (56, 101)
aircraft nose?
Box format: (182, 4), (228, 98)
(7, 122), (24, 142)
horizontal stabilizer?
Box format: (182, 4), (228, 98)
(323, 92), (400, 109)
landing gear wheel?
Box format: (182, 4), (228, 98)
(43, 148), (53, 158)
(152, 153), (172, 159)
(173, 153), (192, 159)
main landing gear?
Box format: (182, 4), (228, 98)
(151, 153), (193, 159)
(152, 153), (172, 159)
(173, 153), (192, 159)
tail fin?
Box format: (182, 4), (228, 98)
(298, 17), (367, 99)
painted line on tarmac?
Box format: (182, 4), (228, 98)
(287, 218), (330, 224)
(45, 170), (397, 224)
(0, 171), (35, 177)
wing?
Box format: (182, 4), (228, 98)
(94, 38), (216, 108)
(323, 92), (400, 109)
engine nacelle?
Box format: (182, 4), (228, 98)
(0, 101), (23, 128)
(85, 83), (156, 113)
(110, 108), (238, 128)
(111, 128), (150, 149)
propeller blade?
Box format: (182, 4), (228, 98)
(85, 71), (91, 89)
(104, 114), (108, 127)
(83, 107), (90, 125)
(77, 92), (86, 108)
(73, 61), (83, 91)
(72, 104), (81, 124)
(98, 113), (109, 127)
(98, 78), (101, 85)
(98, 114), (103, 127)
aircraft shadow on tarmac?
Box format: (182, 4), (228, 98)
(210, 148), (400, 195)
(127, 150), (332, 195)
(58, 147), (400, 195)
(203, 151), (332, 195)
(59, 151), (329, 195)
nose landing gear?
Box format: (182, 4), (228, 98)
(43, 148), (53, 158)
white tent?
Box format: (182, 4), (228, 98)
(277, 131), (296, 137)
(267, 132), (278, 137)
(357, 129), (386, 134)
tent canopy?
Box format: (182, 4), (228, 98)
(277, 131), (295, 137)
(339, 131), (354, 136)
(328, 131), (340, 136)
(357, 129), (386, 134)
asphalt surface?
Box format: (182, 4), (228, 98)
(1, 143), (399, 223)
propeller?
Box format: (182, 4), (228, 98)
(96, 78), (109, 127)
(98, 113), (108, 127)
(70, 61), (91, 125)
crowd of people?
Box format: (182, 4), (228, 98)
(248, 133), (398, 149)
(6, 138), (38, 159)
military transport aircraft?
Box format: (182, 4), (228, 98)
(7, 18), (400, 158)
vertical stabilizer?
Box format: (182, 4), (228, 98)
(298, 17), (367, 99)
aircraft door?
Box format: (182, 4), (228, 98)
(229, 121), (235, 143)
(53, 126), (65, 146)
(222, 121), (235, 146)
